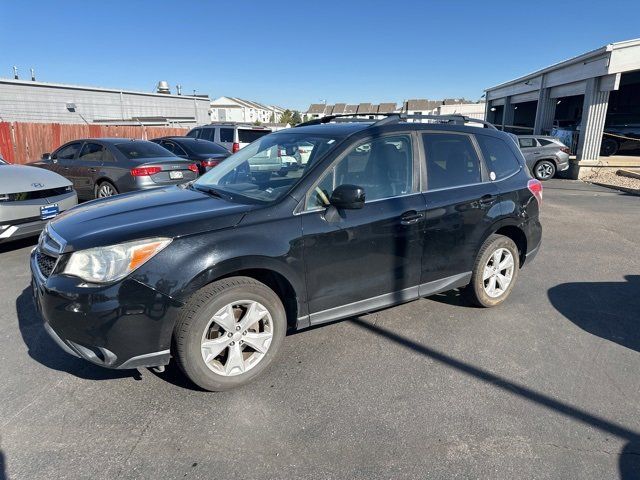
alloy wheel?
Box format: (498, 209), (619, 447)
(200, 300), (273, 376)
(482, 248), (515, 298)
(97, 183), (115, 197)
(535, 162), (554, 180)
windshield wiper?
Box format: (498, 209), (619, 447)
(191, 184), (230, 200)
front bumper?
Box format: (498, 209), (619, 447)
(30, 250), (181, 369)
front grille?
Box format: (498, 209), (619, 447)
(36, 251), (57, 278)
(0, 186), (72, 202)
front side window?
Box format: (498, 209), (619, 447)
(194, 132), (341, 203)
(518, 138), (536, 148)
(306, 135), (414, 210)
(423, 133), (481, 190)
(476, 134), (522, 180)
(54, 142), (82, 160)
(78, 143), (104, 161)
(186, 129), (200, 138)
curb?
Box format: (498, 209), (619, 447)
(589, 182), (640, 197)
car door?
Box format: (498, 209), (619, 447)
(51, 142), (82, 185)
(301, 133), (426, 322)
(517, 137), (538, 170)
(75, 142), (106, 198)
(420, 132), (500, 289)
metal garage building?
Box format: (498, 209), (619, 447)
(0, 78), (210, 127)
(485, 38), (640, 174)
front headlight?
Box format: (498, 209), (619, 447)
(63, 237), (171, 283)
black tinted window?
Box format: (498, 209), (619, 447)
(54, 143), (81, 160)
(220, 128), (234, 143)
(538, 139), (553, 146)
(423, 133), (481, 190)
(115, 141), (175, 159)
(476, 134), (521, 180)
(198, 129), (215, 142)
(186, 129), (200, 138)
(185, 139), (230, 155)
(78, 143), (104, 161)
(238, 129), (270, 143)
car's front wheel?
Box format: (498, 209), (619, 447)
(533, 160), (556, 181)
(464, 234), (520, 308)
(174, 276), (286, 391)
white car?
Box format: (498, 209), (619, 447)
(0, 156), (77, 243)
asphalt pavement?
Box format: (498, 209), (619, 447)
(1, 179), (639, 479)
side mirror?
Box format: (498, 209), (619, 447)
(329, 184), (365, 210)
(41, 153), (51, 160)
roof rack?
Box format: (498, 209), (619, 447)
(295, 113), (496, 130)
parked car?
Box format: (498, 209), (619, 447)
(31, 114), (542, 391)
(0, 156), (77, 243)
(34, 139), (199, 200)
(187, 123), (271, 153)
(150, 136), (230, 174)
(600, 114), (640, 156)
(517, 135), (570, 180)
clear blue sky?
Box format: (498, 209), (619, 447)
(1, 0), (639, 110)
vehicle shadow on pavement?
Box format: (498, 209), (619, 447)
(15, 288), (138, 381)
(548, 275), (640, 354)
(0, 237), (37, 255)
(348, 315), (640, 479)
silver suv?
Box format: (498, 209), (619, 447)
(517, 135), (570, 180)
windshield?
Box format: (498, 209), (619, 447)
(115, 141), (175, 159)
(183, 139), (230, 155)
(193, 132), (341, 203)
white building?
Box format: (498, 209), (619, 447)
(210, 96), (285, 124)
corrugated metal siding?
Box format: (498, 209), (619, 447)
(0, 122), (187, 164)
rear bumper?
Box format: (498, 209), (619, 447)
(30, 251), (180, 369)
(523, 217), (542, 266)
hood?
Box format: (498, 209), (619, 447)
(0, 164), (72, 195)
(49, 185), (258, 252)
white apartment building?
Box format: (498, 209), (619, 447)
(210, 96), (285, 124)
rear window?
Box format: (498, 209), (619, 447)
(476, 134), (522, 180)
(238, 129), (271, 143)
(115, 141), (175, 159)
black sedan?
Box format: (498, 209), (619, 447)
(34, 139), (199, 200)
(151, 137), (230, 174)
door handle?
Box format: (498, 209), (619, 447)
(479, 194), (497, 206)
(533, 152), (541, 155)
(88, 168), (97, 173)
(400, 211), (424, 225)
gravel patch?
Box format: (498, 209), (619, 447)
(581, 168), (640, 193)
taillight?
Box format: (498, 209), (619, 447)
(188, 163), (198, 173)
(560, 146), (570, 154)
(201, 159), (220, 168)
(131, 166), (161, 176)
(232, 142), (240, 153)
(527, 179), (543, 205)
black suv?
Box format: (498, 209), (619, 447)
(31, 114), (542, 391)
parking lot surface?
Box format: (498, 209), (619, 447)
(1, 180), (639, 479)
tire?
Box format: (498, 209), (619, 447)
(600, 138), (618, 157)
(533, 160), (556, 181)
(174, 276), (286, 391)
(95, 180), (118, 198)
(463, 234), (520, 308)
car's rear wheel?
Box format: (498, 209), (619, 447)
(174, 276), (286, 391)
(464, 234), (519, 308)
(601, 137), (619, 157)
(533, 160), (556, 181)
(95, 181), (118, 198)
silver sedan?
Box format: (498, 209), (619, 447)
(0, 157), (77, 243)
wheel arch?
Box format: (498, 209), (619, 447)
(479, 220), (528, 268)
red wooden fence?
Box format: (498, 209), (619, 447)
(0, 122), (189, 165)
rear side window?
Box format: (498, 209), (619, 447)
(78, 143), (104, 161)
(422, 133), (482, 190)
(538, 139), (553, 146)
(199, 129), (216, 142)
(220, 128), (234, 143)
(238, 129), (270, 143)
(476, 134), (522, 180)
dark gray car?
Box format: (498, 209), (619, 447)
(34, 139), (199, 200)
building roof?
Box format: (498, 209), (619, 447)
(377, 103), (397, 113)
(324, 104), (335, 115)
(485, 37), (640, 92)
(332, 103), (346, 114)
(344, 104), (358, 114)
(307, 103), (326, 114)
(357, 103), (373, 114)
(405, 99), (441, 111)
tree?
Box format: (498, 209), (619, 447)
(280, 109), (302, 126)
(269, 112), (275, 123)
(253, 120), (262, 126)
(291, 111), (302, 125)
